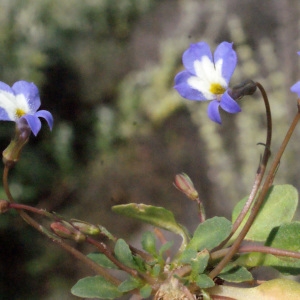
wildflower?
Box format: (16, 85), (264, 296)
(174, 41), (241, 124)
(0, 80), (53, 136)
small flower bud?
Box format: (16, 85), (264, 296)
(0, 200), (9, 213)
(174, 173), (199, 201)
(229, 79), (257, 100)
(71, 219), (100, 236)
(50, 221), (86, 243)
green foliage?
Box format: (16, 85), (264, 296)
(218, 264), (253, 282)
(236, 222), (300, 275)
(112, 203), (189, 251)
(141, 231), (158, 257)
(186, 217), (232, 251)
(87, 253), (119, 269)
(114, 239), (140, 270)
(232, 185), (298, 242)
(118, 276), (143, 293)
(71, 276), (122, 299)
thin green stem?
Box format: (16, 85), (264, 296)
(209, 99), (300, 279)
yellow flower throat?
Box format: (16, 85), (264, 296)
(15, 108), (26, 118)
(209, 83), (226, 95)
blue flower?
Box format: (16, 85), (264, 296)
(0, 80), (53, 136)
(290, 52), (300, 97)
(174, 41), (241, 124)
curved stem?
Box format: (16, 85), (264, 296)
(3, 165), (121, 285)
(209, 99), (300, 279)
(232, 82), (272, 232)
(216, 82), (272, 250)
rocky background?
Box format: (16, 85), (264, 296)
(0, 0), (300, 299)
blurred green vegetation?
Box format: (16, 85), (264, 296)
(0, 0), (300, 299)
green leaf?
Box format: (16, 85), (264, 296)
(195, 274), (215, 288)
(186, 217), (232, 251)
(71, 276), (122, 299)
(140, 284), (152, 298)
(218, 264), (253, 282)
(236, 222), (300, 275)
(112, 204), (189, 251)
(141, 231), (157, 256)
(114, 239), (138, 270)
(118, 277), (142, 293)
(151, 264), (161, 277)
(87, 253), (119, 269)
(232, 185), (298, 242)
(179, 249), (198, 264)
(190, 249), (210, 278)
(159, 241), (173, 257)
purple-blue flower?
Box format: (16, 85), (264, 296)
(0, 80), (53, 136)
(174, 41), (241, 124)
(290, 51), (300, 97)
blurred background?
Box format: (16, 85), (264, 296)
(0, 0), (300, 299)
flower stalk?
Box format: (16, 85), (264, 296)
(209, 99), (300, 279)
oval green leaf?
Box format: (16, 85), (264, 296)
(87, 253), (119, 269)
(71, 276), (122, 299)
(232, 185), (298, 242)
(186, 217), (232, 251)
(114, 239), (138, 270)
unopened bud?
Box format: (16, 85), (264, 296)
(229, 79), (257, 100)
(0, 200), (9, 213)
(174, 173), (199, 201)
(71, 219), (100, 236)
(50, 221), (86, 242)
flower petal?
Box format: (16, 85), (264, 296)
(21, 114), (41, 136)
(220, 91), (241, 114)
(182, 42), (213, 75)
(12, 81), (41, 113)
(0, 108), (11, 121)
(0, 81), (14, 94)
(207, 100), (221, 124)
(35, 110), (54, 130)
(214, 42), (237, 84)
(174, 71), (208, 101)
(290, 81), (300, 97)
